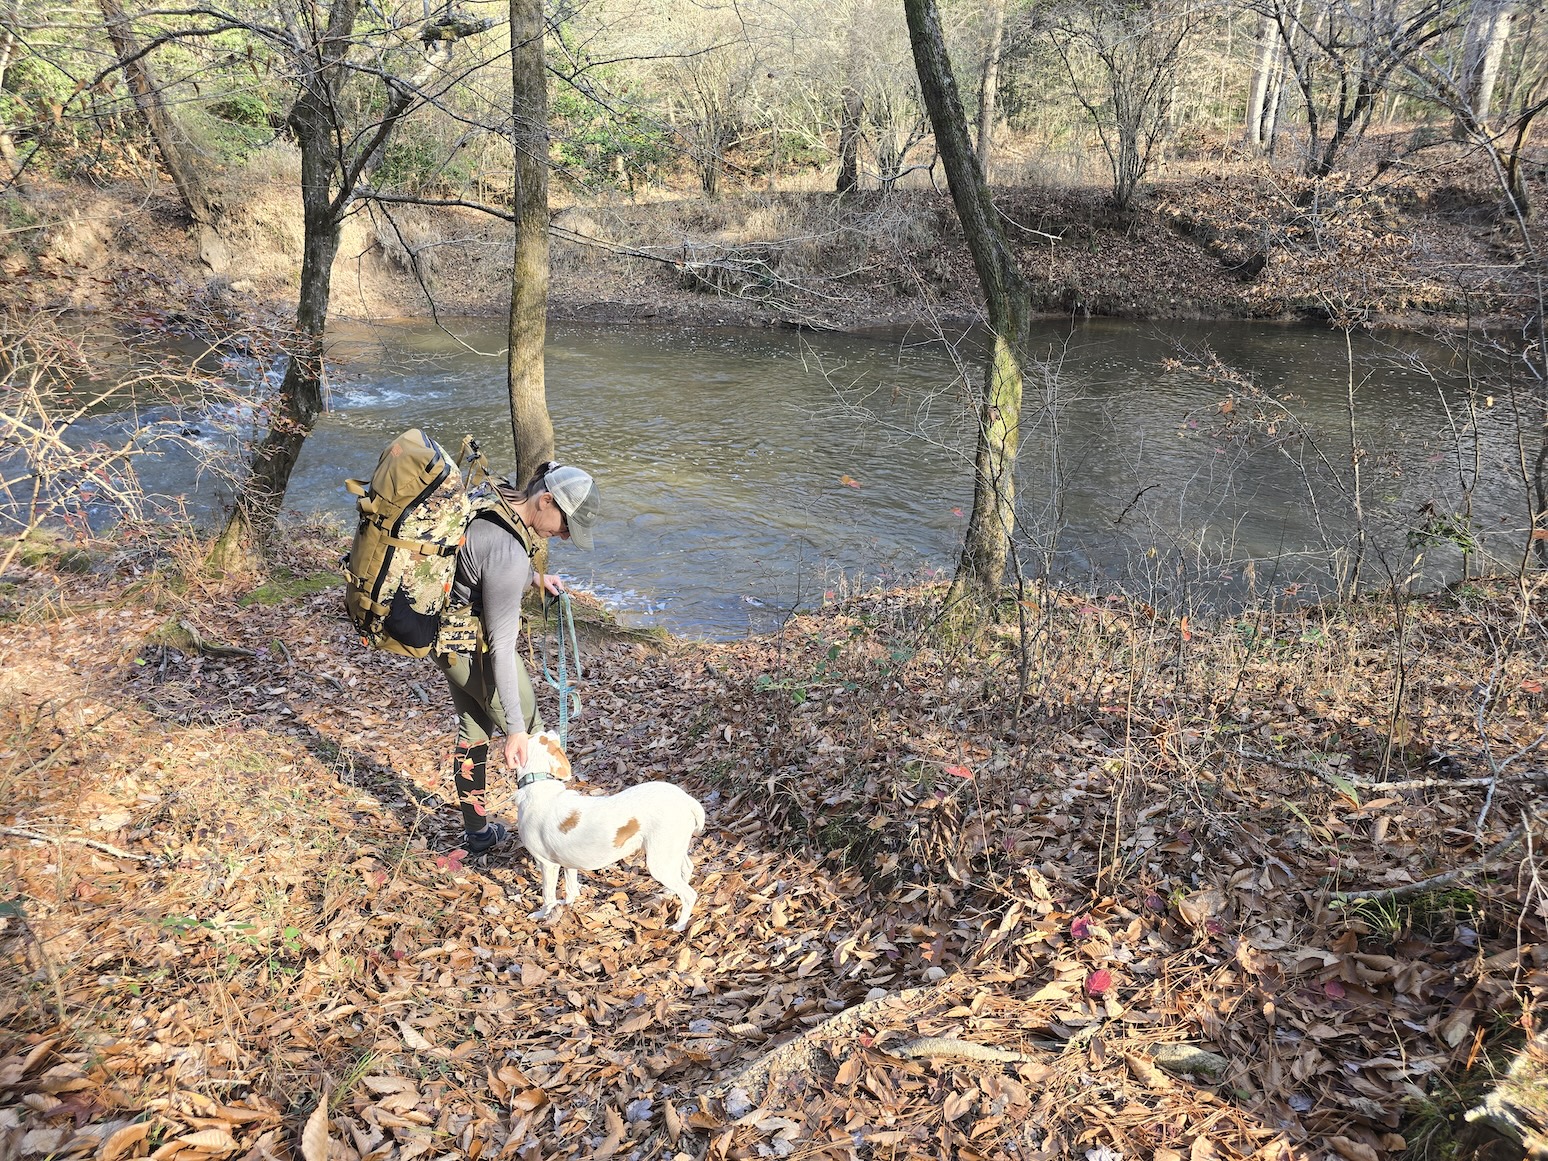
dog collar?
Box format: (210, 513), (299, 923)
(517, 770), (556, 789)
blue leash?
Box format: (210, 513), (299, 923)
(540, 592), (582, 748)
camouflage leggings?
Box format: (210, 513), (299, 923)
(435, 646), (544, 835)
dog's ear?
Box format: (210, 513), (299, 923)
(536, 733), (572, 780)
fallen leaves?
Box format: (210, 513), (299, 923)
(1, 544), (1545, 1161)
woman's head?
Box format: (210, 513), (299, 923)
(503, 462), (601, 550)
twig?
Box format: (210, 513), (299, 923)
(1477, 731), (1548, 832)
(1, 826), (148, 861)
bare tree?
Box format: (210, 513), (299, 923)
(1459, 0), (1514, 123)
(1051, 0), (1195, 208)
(94, 0), (229, 270)
(207, 1), (490, 569)
(837, 84), (863, 193)
(1400, 27), (1548, 569)
(975, 0), (1009, 179)
(1265, 0), (1458, 178)
(0, 0), (23, 181)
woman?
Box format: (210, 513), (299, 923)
(437, 461), (601, 855)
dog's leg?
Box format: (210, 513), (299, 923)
(563, 867), (580, 905)
(531, 859), (562, 921)
(646, 847), (697, 933)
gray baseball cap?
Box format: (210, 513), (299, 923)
(546, 465), (600, 550)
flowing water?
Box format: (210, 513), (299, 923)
(84, 316), (1534, 639)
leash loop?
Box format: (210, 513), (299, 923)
(540, 591), (583, 748)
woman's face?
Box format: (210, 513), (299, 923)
(533, 493), (570, 542)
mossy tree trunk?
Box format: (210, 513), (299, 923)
(903, 0), (1030, 615)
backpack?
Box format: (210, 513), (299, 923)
(342, 428), (529, 658)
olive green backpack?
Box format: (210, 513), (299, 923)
(342, 429), (528, 658)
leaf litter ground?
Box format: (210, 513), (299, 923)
(1, 526), (1545, 1161)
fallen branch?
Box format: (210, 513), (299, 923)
(1332, 811), (1541, 902)
(702, 977), (967, 1105)
(1238, 746), (1546, 792)
(0, 826), (148, 860)
(887, 1037), (1042, 1065)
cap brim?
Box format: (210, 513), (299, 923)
(566, 519), (594, 551)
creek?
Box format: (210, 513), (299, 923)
(108, 317), (1535, 639)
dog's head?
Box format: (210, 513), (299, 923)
(521, 730), (574, 782)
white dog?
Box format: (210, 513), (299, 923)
(514, 731), (706, 932)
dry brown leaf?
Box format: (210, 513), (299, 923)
(942, 1089), (975, 1121)
(509, 1089), (548, 1113)
(100, 1120), (153, 1161)
(360, 1077), (415, 1096)
(1329, 1137), (1380, 1161)
(1438, 1009), (1475, 1048)
(176, 1128), (239, 1151)
(1124, 1051), (1173, 1089)
(1176, 888), (1226, 928)
(300, 1100), (331, 1161)
(398, 1022), (434, 1052)
(592, 1105), (626, 1159)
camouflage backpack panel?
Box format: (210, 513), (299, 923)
(380, 471), (472, 619)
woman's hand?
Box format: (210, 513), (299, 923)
(503, 731), (530, 771)
(532, 571), (566, 596)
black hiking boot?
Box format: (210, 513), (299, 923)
(463, 821), (508, 857)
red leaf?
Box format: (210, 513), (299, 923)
(944, 764), (973, 780)
(1085, 969), (1114, 997)
(1070, 915), (1093, 940)
(1323, 980), (1346, 999)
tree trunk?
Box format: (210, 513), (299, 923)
(975, 0), (1007, 180)
(508, 0), (554, 485)
(1246, 14), (1278, 148)
(208, 0), (361, 572)
(1263, 28), (1290, 153)
(0, 11), (21, 182)
(95, 0), (227, 269)
(1463, 0), (1513, 124)
(904, 0), (1029, 613)
(837, 86), (862, 194)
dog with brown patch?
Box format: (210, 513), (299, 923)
(514, 731), (706, 932)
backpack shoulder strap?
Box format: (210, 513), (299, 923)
(472, 493), (537, 559)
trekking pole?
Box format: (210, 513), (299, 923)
(541, 592), (583, 749)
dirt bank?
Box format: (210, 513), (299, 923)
(5, 136), (1529, 335)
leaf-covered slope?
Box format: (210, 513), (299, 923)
(1, 527), (1545, 1161)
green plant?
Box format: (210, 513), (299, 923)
(239, 570), (336, 606)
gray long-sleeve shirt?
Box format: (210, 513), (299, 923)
(449, 516), (535, 727)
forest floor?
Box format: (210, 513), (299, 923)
(1, 522), (1546, 1161)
